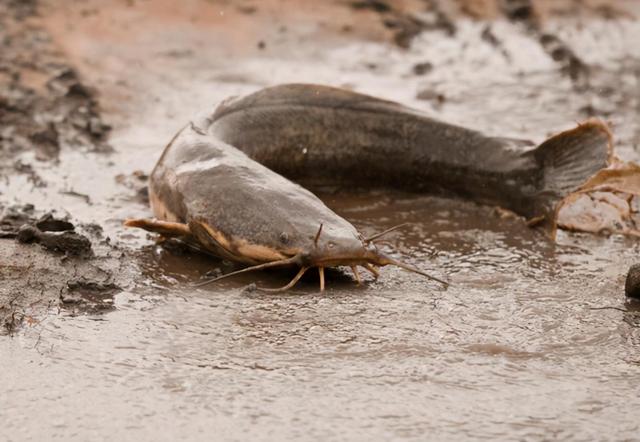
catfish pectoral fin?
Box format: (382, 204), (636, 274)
(124, 218), (191, 238)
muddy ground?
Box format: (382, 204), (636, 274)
(1, 0), (640, 441)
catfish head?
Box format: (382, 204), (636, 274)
(195, 221), (449, 292)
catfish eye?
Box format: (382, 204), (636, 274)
(279, 232), (289, 244)
(328, 242), (335, 249)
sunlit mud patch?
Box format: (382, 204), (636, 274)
(557, 162), (640, 236)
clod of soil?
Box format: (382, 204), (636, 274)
(17, 224), (93, 256)
(6, 211), (94, 256)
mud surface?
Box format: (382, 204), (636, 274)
(2, 0), (640, 441)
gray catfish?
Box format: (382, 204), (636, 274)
(126, 84), (612, 290)
(125, 121), (445, 291)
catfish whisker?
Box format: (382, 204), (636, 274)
(313, 223), (324, 247)
(363, 263), (380, 279)
(364, 222), (411, 243)
(350, 265), (362, 285)
(378, 254), (449, 288)
(319, 267), (325, 292)
(193, 255), (300, 287)
(260, 266), (309, 292)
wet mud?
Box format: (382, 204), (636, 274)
(2, 0), (640, 441)
(0, 204), (133, 334)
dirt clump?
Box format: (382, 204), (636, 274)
(17, 223), (92, 256)
(1, 207), (91, 256)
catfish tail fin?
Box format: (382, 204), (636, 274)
(531, 119), (613, 233)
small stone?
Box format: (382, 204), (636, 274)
(412, 62), (433, 76)
(625, 264), (640, 299)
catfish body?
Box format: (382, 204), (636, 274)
(208, 84), (611, 221)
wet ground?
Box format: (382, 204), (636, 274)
(2, 0), (640, 440)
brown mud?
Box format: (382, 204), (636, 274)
(1, 0), (640, 441)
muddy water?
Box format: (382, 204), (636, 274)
(2, 1), (640, 441)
